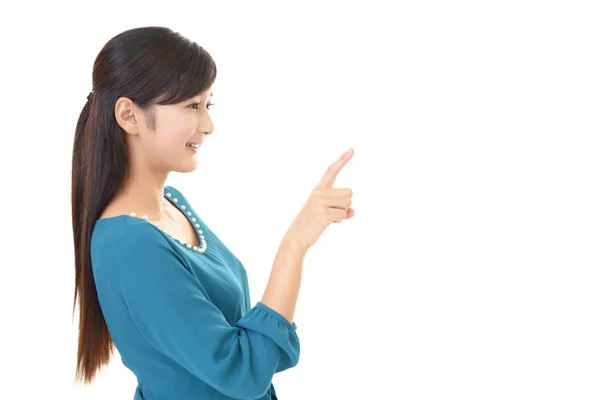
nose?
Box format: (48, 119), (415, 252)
(198, 115), (214, 137)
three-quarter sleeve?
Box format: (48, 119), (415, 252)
(108, 224), (300, 400)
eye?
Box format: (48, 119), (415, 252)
(188, 102), (215, 110)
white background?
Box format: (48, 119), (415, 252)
(0, 1), (598, 399)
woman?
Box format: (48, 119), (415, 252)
(72, 26), (355, 400)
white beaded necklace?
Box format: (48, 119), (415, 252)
(129, 191), (207, 254)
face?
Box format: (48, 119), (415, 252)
(116, 87), (215, 174)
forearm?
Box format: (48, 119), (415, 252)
(260, 236), (307, 324)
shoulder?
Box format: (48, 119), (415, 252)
(92, 221), (199, 306)
(92, 217), (184, 278)
(93, 215), (167, 246)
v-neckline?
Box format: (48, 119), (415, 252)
(159, 187), (206, 253)
(95, 187), (207, 254)
(162, 189), (201, 246)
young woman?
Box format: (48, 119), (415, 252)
(71, 26), (355, 400)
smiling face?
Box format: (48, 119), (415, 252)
(115, 87), (215, 174)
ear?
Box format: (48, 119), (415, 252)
(114, 97), (141, 135)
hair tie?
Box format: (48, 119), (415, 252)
(87, 91), (93, 103)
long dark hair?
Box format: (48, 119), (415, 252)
(72, 26), (217, 384)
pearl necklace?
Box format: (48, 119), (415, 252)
(129, 191), (207, 254)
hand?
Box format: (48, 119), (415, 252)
(284, 148), (355, 250)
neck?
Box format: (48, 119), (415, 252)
(116, 168), (170, 222)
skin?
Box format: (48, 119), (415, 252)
(101, 87), (214, 228)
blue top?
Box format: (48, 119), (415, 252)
(91, 185), (300, 400)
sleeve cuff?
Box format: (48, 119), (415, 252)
(255, 302), (298, 331)
(236, 301), (301, 372)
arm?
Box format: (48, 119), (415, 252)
(260, 235), (308, 324)
(110, 226), (300, 400)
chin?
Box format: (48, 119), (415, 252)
(179, 165), (198, 173)
(171, 146), (200, 173)
(173, 160), (198, 173)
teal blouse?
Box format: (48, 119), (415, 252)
(91, 185), (300, 400)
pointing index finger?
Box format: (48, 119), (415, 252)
(316, 148), (354, 189)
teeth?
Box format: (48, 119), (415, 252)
(187, 143), (200, 148)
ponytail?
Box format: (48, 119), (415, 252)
(71, 91), (128, 383)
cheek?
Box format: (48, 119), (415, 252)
(173, 124), (196, 145)
(157, 113), (194, 144)
(156, 108), (193, 138)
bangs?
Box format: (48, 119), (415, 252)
(152, 41), (217, 106)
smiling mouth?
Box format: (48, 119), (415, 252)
(186, 142), (201, 149)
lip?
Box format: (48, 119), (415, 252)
(186, 143), (201, 153)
